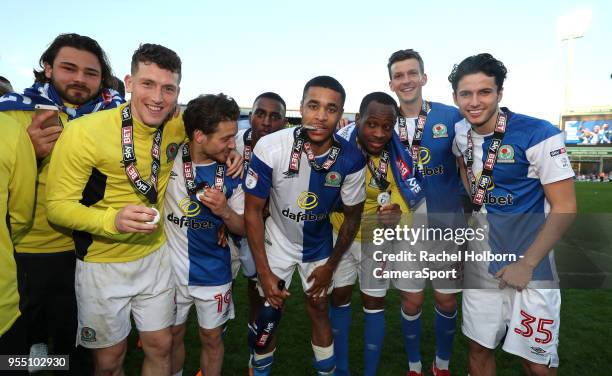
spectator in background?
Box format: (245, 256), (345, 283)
(110, 75), (126, 98)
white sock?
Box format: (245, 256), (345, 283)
(435, 356), (449, 370)
(409, 361), (422, 373)
(312, 342), (334, 361)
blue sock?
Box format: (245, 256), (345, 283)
(434, 306), (457, 368)
(330, 303), (352, 376)
(363, 309), (385, 376)
(251, 352), (274, 376)
(400, 308), (422, 368)
(313, 354), (336, 375)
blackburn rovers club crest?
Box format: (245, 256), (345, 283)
(432, 124), (448, 138)
(497, 145), (515, 163)
(325, 171), (342, 187)
(166, 143), (179, 162)
(81, 327), (97, 342)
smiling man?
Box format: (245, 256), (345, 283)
(0, 33), (123, 374)
(165, 94), (245, 376)
(244, 76), (365, 375)
(45, 43), (185, 376)
(331, 92), (425, 376)
(450, 53), (575, 376)
(386, 49), (465, 376)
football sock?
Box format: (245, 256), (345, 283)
(251, 350), (275, 376)
(363, 308), (385, 376)
(434, 306), (457, 370)
(330, 302), (352, 376)
(312, 343), (335, 375)
(401, 308), (422, 372)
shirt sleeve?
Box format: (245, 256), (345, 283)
(228, 183), (245, 215)
(340, 166), (366, 206)
(526, 132), (575, 185)
(8, 123), (37, 244)
(46, 120), (120, 237)
(243, 140), (273, 199)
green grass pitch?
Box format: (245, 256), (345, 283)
(121, 182), (612, 375)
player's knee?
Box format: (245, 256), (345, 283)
(141, 331), (173, 357)
(199, 327), (223, 350)
(306, 296), (329, 315)
(93, 345), (127, 376)
(399, 291), (424, 314)
(361, 293), (384, 310)
(434, 295), (457, 313)
(468, 340), (492, 361)
(331, 285), (353, 307)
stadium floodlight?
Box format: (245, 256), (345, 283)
(557, 8), (592, 112)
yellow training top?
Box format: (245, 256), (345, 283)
(331, 153), (411, 242)
(0, 113), (36, 336)
(46, 103), (185, 263)
(3, 110), (75, 253)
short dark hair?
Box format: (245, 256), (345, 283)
(33, 33), (113, 88)
(359, 92), (398, 117)
(302, 76), (346, 106)
(183, 93), (240, 139)
(131, 43), (182, 83)
(387, 49), (425, 78)
(253, 92), (286, 111)
(448, 53), (507, 92)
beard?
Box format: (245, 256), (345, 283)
(52, 77), (100, 105)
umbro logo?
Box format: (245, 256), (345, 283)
(170, 171), (178, 180)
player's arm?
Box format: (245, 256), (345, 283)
(496, 132), (576, 290)
(243, 144), (289, 308)
(245, 192), (289, 308)
(46, 120), (156, 237)
(7, 122), (37, 244)
(496, 178), (576, 290)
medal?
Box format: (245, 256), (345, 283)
(377, 192), (391, 206)
(146, 207), (161, 225)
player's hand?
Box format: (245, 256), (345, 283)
(27, 111), (63, 159)
(198, 188), (231, 218)
(495, 259), (534, 291)
(305, 263), (334, 298)
(260, 272), (290, 309)
(377, 203), (402, 227)
(336, 118), (351, 129)
(114, 205), (158, 234)
(226, 150), (243, 179)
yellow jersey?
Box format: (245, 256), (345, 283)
(330, 154), (411, 242)
(0, 113), (36, 335)
(46, 103), (185, 263)
(3, 110), (75, 253)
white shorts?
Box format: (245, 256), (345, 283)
(358, 237), (461, 298)
(332, 232), (359, 289)
(257, 248), (333, 298)
(174, 281), (235, 330)
(75, 247), (175, 348)
(462, 288), (560, 367)
(229, 238), (241, 280)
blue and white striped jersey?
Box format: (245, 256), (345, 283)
(453, 109), (574, 281)
(164, 144), (244, 286)
(244, 127), (366, 262)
